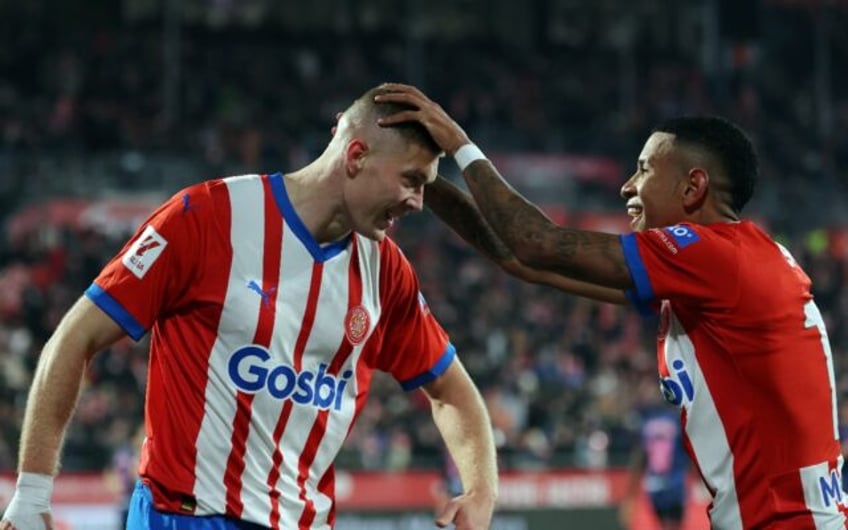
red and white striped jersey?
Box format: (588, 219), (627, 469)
(86, 173), (455, 529)
(621, 221), (847, 530)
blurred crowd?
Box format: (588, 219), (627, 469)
(1, 0), (848, 476)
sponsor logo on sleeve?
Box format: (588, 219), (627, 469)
(121, 225), (168, 279)
(649, 225), (701, 255)
(665, 225), (700, 249)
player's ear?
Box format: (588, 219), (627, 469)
(345, 139), (368, 178)
(682, 168), (709, 210)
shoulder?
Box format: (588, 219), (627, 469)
(374, 236), (407, 266)
(374, 236), (420, 298)
(173, 175), (269, 221)
(635, 222), (741, 256)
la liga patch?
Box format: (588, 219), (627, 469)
(121, 225), (168, 279)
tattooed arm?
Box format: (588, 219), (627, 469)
(460, 160), (632, 289)
(426, 175), (627, 304)
(376, 84), (634, 290)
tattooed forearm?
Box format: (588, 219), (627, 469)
(425, 176), (514, 262)
(463, 160), (632, 289)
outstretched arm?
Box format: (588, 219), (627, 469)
(422, 359), (497, 530)
(426, 175), (627, 304)
(377, 84), (634, 290)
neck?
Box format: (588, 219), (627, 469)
(284, 154), (351, 244)
(687, 202), (740, 226)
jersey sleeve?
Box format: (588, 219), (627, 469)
(85, 183), (213, 340)
(619, 223), (738, 313)
(373, 239), (455, 391)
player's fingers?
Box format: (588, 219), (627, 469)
(376, 110), (421, 127)
(434, 500), (460, 528)
(373, 91), (424, 109)
(377, 82), (422, 96)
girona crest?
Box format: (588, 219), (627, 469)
(344, 305), (371, 345)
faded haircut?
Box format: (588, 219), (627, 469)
(654, 116), (758, 214)
(346, 85), (442, 155)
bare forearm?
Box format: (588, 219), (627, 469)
(425, 175), (513, 264)
(462, 160), (632, 288)
(431, 387), (498, 498)
(19, 338), (89, 474)
(18, 297), (123, 475)
(427, 176), (627, 304)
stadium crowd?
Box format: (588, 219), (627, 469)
(1, 1), (848, 478)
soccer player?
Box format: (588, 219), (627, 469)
(375, 83), (848, 529)
(0, 86), (497, 530)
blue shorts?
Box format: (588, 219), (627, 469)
(126, 481), (270, 530)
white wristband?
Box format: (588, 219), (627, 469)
(13, 472), (54, 510)
(454, 143), (487, 172)
(3, 472), (53, 528)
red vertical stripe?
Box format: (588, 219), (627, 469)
(224, 175), (282, 518)
(266, 259), (326, 527)
(148, 182), (232, 510)
(297, 240), (362, 529)
(266, 400), (294, 527)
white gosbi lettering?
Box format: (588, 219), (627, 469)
(227, 345), (353, 411)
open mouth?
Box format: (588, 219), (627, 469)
(379, 211), (396, 229)
(626, 205), (643, 218)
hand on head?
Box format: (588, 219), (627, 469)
(373, 83), (471, 155)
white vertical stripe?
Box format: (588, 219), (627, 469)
(240, 222), (317, 528)
(800, 457), (848, 529)
(299, 236), (383, 527)
(804, 300), (840, 440)
(279, 239), (350, 526)
(236, 180), (286, 524)
(192, 175), (266, 515)
(663, 309), (743, 530)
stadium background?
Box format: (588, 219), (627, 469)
(0, 0), (847, 528)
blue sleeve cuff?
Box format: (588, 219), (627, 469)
(619, 233), (655, 306)
(625, 289), (656, 317)
(400, 343), (456, 391)
(85, 283), (147, 341)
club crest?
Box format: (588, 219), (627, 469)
(344, 305), (371, 345)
